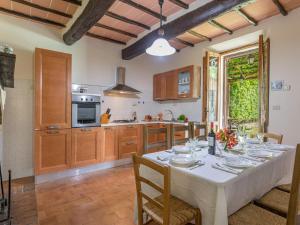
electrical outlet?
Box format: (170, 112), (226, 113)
(272, 105), (281, 111)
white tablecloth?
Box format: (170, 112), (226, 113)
(136, 146), (295, 225)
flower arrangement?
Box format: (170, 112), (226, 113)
(216, 128), (238, 150)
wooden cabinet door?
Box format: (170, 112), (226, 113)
(71, 128), (101, 167)
(35, 129), (71, 175)
(35, 48), (71, 130)
(165, 71), (178, 99)
(101, 127), (118, 162)
(153, 74), (166, 100)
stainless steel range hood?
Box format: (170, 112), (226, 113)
(103, 67), (141, 97)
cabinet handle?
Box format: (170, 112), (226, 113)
(81, 128), (92, 132)
(46, 130), (59, 134)
(48, 125), (60, 130)
(127, 126), (135, 128)
(104, 127), (111, 130)
(126, 142), (135, 145)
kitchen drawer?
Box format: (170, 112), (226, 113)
(119, 139), (138, 159)
(118, 125), (139, 139)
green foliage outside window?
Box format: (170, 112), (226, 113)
(227, 52), (259, 123)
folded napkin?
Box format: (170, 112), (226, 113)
(211, 163), (241, 175)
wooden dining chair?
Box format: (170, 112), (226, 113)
(189, 122), (207, 140)
(263, 132), (283, 144)
(170, 124), (191, 147)
(132, 154), (202, 225)
(144, 126), (170, 154)
(228, 144), (300, 225)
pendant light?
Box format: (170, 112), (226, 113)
(146, 0), (176, 56)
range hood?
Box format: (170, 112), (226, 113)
(104, 67), (141, 97)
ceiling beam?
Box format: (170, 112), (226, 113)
(187, 30), (211, 41)
(86, 32), (126, 45)
(174, 38), (194, 47)
(169, 0), (189, 9)
(235, 8), (257, 25)
(61, 0), (82, 6)
(63, 0), (117, 45)
(122, 0), (252, 60)
(119, 0), (167, 21)
(208, 20), (233, 34)
(105, 11), (150, 30)
(11, 0), (72, 18)
(272, 0), (288, 16)
(0, 6), (65, 27)
(95, 23), (137, 38)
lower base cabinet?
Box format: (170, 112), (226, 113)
(118, 125), (142, 159)
(35, 129), (71, 175)
(101, 127), (118, 162)
(71, 127), (102, 167)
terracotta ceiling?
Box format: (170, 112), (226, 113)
(0, 0), (80, 27)
(1, 0), (300, 51)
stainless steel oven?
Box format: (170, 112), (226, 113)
(72, 94), (101, 128)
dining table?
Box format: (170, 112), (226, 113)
(135, 142), (296, 225)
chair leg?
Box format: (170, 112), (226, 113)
(195, 209), (202, 225)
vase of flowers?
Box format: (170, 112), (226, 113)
(216, 128), (238, 151)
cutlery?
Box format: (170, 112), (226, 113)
(157, 155), (169, 161)
(165, 150), (173, 153)
(216, 162), (242, 173)
(242, 155), (266, 162)
(189, 161), (205, 170)
(211, 164), (240, 175)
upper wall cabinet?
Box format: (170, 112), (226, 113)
(153, 65), (201, 101)
(35, 48), (72, 130)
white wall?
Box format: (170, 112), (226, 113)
(0, 6), (300, 178)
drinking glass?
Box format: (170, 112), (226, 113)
(257, 133), (264, 144)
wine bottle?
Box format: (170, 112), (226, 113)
(208, 122), (216, 155)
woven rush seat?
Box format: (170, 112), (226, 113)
(144, 195), (198, 225)
(277, 184), (292, 193)
(229, 204), (286, 225)
(255, 189), (300, 216)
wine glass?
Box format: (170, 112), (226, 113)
(257, 133), (264, 145)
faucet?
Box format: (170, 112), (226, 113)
(165, 109), (175, 122)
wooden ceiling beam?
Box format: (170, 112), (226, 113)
(105, 11), (150, 30)
(0, 6), (65, 27)
(11, 0), (72, 18)
(86, 32), (126, 45)
(95, 23), (137, 38)
(63, 0), (117, 45)
(169, 0), (189, 9)
(119, 0), (167, 21)
(208, 20), (233, 34)
(174, 38), (194, 47)
(235, 8), (257, 26)
(272, 0), (288, 16)
(122, 0), (252, 60)
(61, 0), (82, 6)
(187, 30), (211, 41)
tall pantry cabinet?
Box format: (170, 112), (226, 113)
(34, 48), (72, 175)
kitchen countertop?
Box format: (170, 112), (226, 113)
(101, 121), (193, 127)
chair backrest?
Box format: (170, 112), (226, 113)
(144, 125), (170, 154)
(287, 144), (300, 225)
(190, 122), (207, 140)
(132, 154), (170, 225)
(170, 124), (191, 146)
(263, 132), (283, 144)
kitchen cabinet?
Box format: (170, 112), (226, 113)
(71, 128), (101, 167)
(35, 129), (71, 175)
(34, 48), (72, 130)
(153, 65), (200, 101)
(153, 74), (166, 100)
(101, 127), (118, 162)
(118, 125), (142, 159)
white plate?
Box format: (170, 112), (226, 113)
(173, 145), (191, 154)
(223, 157), (253, 168)
(169, 154), (195, 167)
(248, 150), (273, 158)
(246, 139), (261, 144)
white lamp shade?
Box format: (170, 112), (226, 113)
(146, 38), (176, 56)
